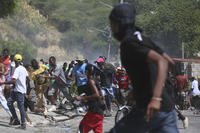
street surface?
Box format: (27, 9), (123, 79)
(0, 106), (199, 133)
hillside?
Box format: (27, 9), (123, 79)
(0, 0), (69, 62)
(1, 0), (200, 63)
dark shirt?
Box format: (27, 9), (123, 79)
(120, 32), (174, 112)
(100, 63), (116, 87)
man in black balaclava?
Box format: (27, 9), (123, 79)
(109, 3), (179, 133)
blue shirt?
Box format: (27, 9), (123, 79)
(72, 63), (87, 86)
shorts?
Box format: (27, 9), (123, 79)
(80, 112), (103, 133)
(102, 86), (114, 98)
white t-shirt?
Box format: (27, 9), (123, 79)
(192, 79), (200, 96)
(13, 65), (28, 94)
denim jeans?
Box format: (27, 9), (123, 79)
(102, 87), (114, 111)
(7, 91), (26, 125)
(109, 109), (179, 133)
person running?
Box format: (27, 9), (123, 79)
(109, 3), (178, 133)
(71, 57), (88, 113)
(71, 57), (88, 95)
(0, 63), (12, 117)
(0, 48), (13, 99)
(173, 71), (189, 128)
(76, 64), (104, 133)
(115, 66), (129, 105)
(43, 56), (75, 111)
(191, 77), (200, 96)
(0, 54), (29, 129)
(31, 59), (48, 116)
(95, 57), (116, 117)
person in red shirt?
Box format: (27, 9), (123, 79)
(0, 48), (11, 75)
(0, 48), (12, 99)
(116, 67), (129, 90)
(175, 74), (188, 91)
(115, 67), (130, 105)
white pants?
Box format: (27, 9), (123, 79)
(0, 86), (12, 117)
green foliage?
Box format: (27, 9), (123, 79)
(3, 0), (200, 60)
(136, 0), (200, 57)
(0, 40), (37, 63)
(0, 0), (15, 18)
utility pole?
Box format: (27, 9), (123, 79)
(87, 27), (112, 62)
(107, 29), (112, 62)
(97, 1), (113, 8)
(182, 42), (185, 59)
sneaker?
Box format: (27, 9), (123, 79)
(183, 117), (189, 129)
(77, 107), (85, 113)
(48, 105), (57, 112)
(16, 124), (26, 130)
(76, 107), (86, 115)
(43, 107), (48, 116)
(26, 122), (34, 127)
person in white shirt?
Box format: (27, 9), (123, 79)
(191, 77), (200, 96)
(0, 54), (28, 129)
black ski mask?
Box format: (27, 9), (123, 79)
(109, 3), (136, 41)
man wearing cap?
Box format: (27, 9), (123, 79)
(95, 57), (116, 117)
(72, 57), (88, 95)
(70, 57), (88, 113)
(109, 3), (178, 133)
(0, 54), (28, 129)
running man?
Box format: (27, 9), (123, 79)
(109, 3), (178, 133)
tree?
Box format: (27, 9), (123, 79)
(136, 0), (200, 57)
(0, 40), (37, 63)
(0, 0), (15, 18)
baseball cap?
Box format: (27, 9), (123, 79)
(95, 57), (105, 63)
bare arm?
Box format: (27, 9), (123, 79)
(77, 79), (100, 101)
(0, 78), (16, 85)
(162, 53), (175, 65)
(37, 73), (56, 80)
(146, 49), (169, 121)
(148, 50), (168, 99)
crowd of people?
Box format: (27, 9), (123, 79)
(175, 73), (200, 111)
(1, 3), (200, 133)
(0, 46), (130, 131)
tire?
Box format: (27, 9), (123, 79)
(115, 106), (130, 124)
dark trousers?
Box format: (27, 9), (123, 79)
(7, 91), (26, 125)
